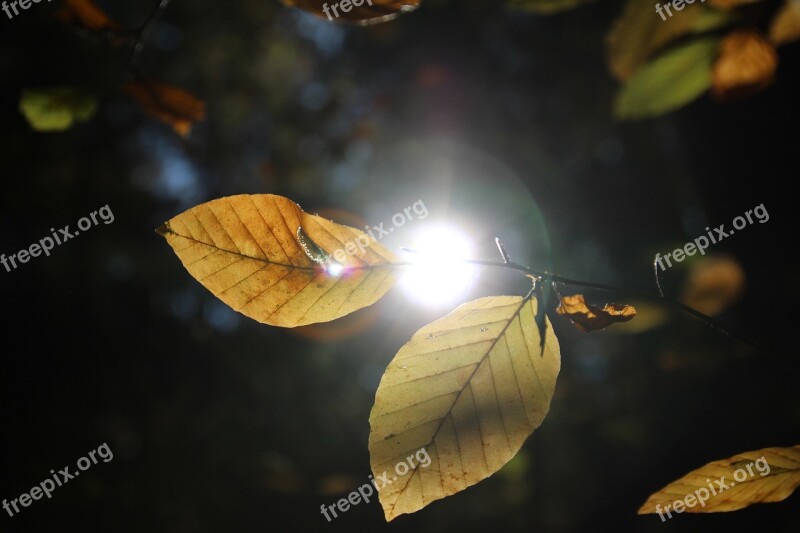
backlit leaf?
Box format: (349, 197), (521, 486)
(19, 87), (97, 132)
(555, 294), (636, 332)
(770, 0), (800, 46)
(157, 194), (399, 327)
(614, 37), (720, 120)
(281, 0), (421, 24)
(123, 80), (207, 137)
(639, 445), (800, 515)
(606, 0), (733, 81)
(711, 29), (777, 101)
(368, 295), (561, 521)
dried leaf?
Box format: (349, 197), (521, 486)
(556, 294), (636, 332)
(680, 256), (744, 317)
(708, 0), (763, 9)
(639, 445), (800, 515)
(157, 194), (399, 327)
(606, 0), (733, 81)
(770, 0), (800, 46)
(19, 88), (97, 132)
(614, 37), (720, 120)
(123, 80), (206, 137)
(712, 29), (778, 101)
(506, 0), (595, 15)
(368, 296), (560, 521)
(56, 0), (123, 32)
(281, 0), (421, 24)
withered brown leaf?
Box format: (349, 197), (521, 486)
(56, 0), (123, 33)
(712, 30), (778, 101)
(123, 81), (206, 137)
(556, 294), (636, 332)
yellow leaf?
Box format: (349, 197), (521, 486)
(639, 445), (800, 516)
(770, 0), (800, 46)
(157, 194), (399, 327)
(606, 0), (734, 81)
(368, 295), (561, 521)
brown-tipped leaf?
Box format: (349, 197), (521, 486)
(712, 30), (778, 101)
(556, 294), (636, 332)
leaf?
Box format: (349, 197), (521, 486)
(606, 0), (734, 81)
(368, 295), (561, 521)
(55, 0), (123, 32)
(555, 294), (636, 332)
(639, 445), (800, 515)
(711, 29), (777, 101)
(123, 80), (207, 137)
(280, 0), (421, 24)
(680, 256), (744, 317)
(505, 0), (595, 15)
(614, 37), (720, 120)
(157, 194), (399, 327)
(708, 0), (763, 9)
(770, 0), (800, 46)
(19, 88), (97, 132)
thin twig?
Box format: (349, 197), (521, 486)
(129, 0), (171, 67)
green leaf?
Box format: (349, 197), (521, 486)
(606, 0), (735, 81)
(614, 37), (720, 120)
(506, 0), (594, 15)
(19, 88), (97, 132)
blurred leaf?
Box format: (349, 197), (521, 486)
(603, 300), (669, 334)
(368, 296), (560, 521)
(711, 29), (777, 101)
(123, 80), (206, 137)
(281, 0), (421, 24)
(157, 194), (399, 327)
(639, 445), (800, 515)
(770, 0), (800, 46)
(506, 0), (595, 15)
(614, 37), (720, 120)
(555, 294), (636, 332)
(708, 0), (763, 8)
(55, 0), (123, 32)
(606, 0), (733, 81)
(680, 256), (744, 316)
(19, 87), (97, 132)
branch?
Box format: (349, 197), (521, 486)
(129, 0), (172, 67)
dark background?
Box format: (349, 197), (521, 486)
(1, 0), (798, 531)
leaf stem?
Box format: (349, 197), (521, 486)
(129, 0), (171, 67)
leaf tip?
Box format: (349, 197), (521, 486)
(155, 222), (172, 237)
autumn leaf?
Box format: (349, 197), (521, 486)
(368, 295), (560, 521)
(711, 30), (777, 101)
(708, 0), (763, 9)
(680, 256), (744, 317)
(19, 88), (97, 132)
(123, 80), (206, 137)
(280, 0), (421, 24)
(157, 194), (399, 327)
(606, 0), (733, 81)
(555, 294), (636, 332)
(770, 0), (800, 46)
(56, 0), (123, 32)
(639, 445), (800, 516)
(614, 37), (720, 120)
(506, 0), (595, 15)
